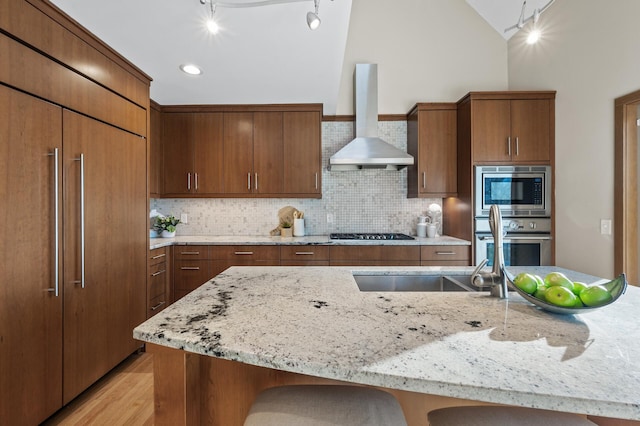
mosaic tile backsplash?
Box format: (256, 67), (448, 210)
(153, 121), (442, 236)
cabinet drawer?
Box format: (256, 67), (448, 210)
(174, 245), (210, 260)
(210, 245), (279, 261)
(330, 246), (420, 262)
(149, 263), (167, 300)
(174, 260), (212, 292)
(149, 247), (168, 266)
(280, 246), (329, 261)
(148, 294), (167, 314)
(421, 245), (470, 261)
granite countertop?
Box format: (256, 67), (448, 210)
(133, 266), (640, 420)
(149, 235), (471, 250)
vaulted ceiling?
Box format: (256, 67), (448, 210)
(50, 0), (551, 113)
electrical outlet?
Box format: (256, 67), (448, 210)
(600, 219), (611, 235)
(180, 213), (188, 224)
(327, 213), (334, 224)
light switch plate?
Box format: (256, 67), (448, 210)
(600, 219), (611, 235)
(180, 213), (188, 224)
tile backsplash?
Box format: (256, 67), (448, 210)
(153, 121), (441, 236)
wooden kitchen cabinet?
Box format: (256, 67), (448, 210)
(464, 93), (555, 164)
(283, 111), (322, 196)
(281, 246), (330, 266)
(421, 245), (470, 266)
(407, 103), (457, 197)
(163, 112), (224, 196)
(173, 246), (212, 301)
(329, 246), (421, 266)
(0, 4), (149, 422)
(149, 247), (171, 316)
(210, 245), (280, 276)
(0, 84), (64, 425)
(149, 101), (163, 197)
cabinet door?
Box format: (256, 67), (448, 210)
(0, 85), (64, 424)
(510, 99), (551, 163)
(62, 110), (147, 404)
(174, 260), (211, 301)
(253, 112), (284, 194)
(224, 112), (254, 194)
(163, 113), (194, 194)
(418, 109), (457, 196)
(472, 100), (511, 162)
(283, 111), (321, 195)
(193, 112), (224, 194)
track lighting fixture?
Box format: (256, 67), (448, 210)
(199, 0), (326, 32)
(306, 0), (321, 30)
(504, 0), (555, 44)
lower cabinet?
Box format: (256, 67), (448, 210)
(280, 246), (330, 266)
(329, 246), (421, 266)
(148, 247), (171, 317)
(421, 245), (470, 266)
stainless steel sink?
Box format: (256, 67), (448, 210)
(354, 274), (481, 292)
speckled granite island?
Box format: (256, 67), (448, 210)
(134, 266), (640, 426)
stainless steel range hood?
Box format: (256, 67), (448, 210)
(329, 64), (414, 171)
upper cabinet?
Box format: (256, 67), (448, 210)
(162, 112), (224, 196)
(157, 104), (322, 198)
(459, 92), (555, 164)
(407, 103), (457, 198)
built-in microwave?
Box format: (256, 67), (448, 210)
(475, 165), (551, 217)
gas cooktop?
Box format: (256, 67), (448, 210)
(329, 233), (415, 240)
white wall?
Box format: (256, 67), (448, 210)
(336, 0), (508, 114)
(508, 0), (640, 278)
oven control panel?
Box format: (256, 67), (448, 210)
(475, 217), (552, 234)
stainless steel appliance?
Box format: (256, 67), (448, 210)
(475, 216), (552, 266)
(474, 165), (552, 266)
(475, 165), (551, 217)
(330, 233), (415, 240)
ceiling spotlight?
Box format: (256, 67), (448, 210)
(307, 0), (321, 30)
(527, 29), (541, 44)
(180, 64), (203, 75)
(206, 2), (219, 34)
(505, 0), (555, 38)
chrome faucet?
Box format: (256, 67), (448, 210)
(472, 204), (509, 298)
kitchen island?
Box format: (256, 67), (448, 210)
(134, 266), (640, 425)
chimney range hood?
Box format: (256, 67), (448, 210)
(329, 64), (414, 171)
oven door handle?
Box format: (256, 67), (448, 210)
(478, 235), (552, 241)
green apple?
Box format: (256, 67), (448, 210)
(533, 286), (548, 301)
(579, 285), (613, 307)
(534, 275), (546, 289)
(544, 272), (575, 293)
(572, 281), (587, 296)
(514, 273), (538, 294)
(544, 285), (578, 307)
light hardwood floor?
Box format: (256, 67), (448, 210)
(42, 352), (154, 425)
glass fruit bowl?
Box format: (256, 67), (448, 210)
(503, 269), (628, 314)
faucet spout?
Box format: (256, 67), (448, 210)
(489, 205), (508, 298)
(471, 205), (508, 298)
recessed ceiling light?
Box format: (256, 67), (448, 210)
(180, 64), (203, 76)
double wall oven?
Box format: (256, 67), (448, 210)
(474, 165), (552, 266)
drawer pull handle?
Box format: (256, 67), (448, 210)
(435, 251), (457, 255)
(180, 251), (200, 255)
(180, 267), (200, 270)
(295, 252), (315, 255)
(151, 253), (166, 260)
(151, 301), (166, 311)
(151, 269), (166, 277)
(234, 251), (254, 255)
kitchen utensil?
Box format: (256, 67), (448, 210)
(293, 218), (305, 237)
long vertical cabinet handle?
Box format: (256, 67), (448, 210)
(315, 172), (318, 190)
(255, 173), (258, 191)
(187, 172), (191, 191)
(515, 137), (519, 156)
(74, 153), (86, 289)
(247, 172), (251, 190)
(507, 137), (511, 156)
(422, 172), (426, 189)
(194, 173), (198, 191)
(48, 148), (60, 297)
